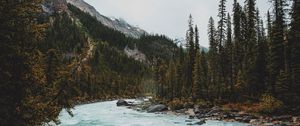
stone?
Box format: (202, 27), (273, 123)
(189, 115), (195, 119)
(272, 115), (292, 121)
(263, 123), (275, 126)
(194, 119), (206, 125)
(196, 113), (205, 119)
(185, 108), (196, 116)
(116, 100), (129, 106)
(293, 117), (300, 124)
(250, 119), (258, 124)
(185, 120), (193, 122)
(242, 116), (254, 123)
(147, 104), (168, 113)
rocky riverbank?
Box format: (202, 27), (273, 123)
(116, 98), (300, 126)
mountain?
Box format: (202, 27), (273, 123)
(66, 0), (147, 38)
(174, 37), (209, 52)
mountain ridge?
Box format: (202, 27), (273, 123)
(66, 0), (147, 38)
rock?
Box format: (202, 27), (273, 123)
(196, 113), (206, 119)
(206, 106), (221, 115)
(136, 108), (142, 111)
(263, 123), (274, 126)
(293, 117), (300, 124)
(235, 117), (243, 122)
(281, 121), (293, 126)
(116, 100), (129, 106)
(185, 108), (196, 116)
(189, 115), (195, 119)
(185, 120), (193, 122)
(238, 111), (246, 115)
(175, 108), (187, 113)
(194, 119), (206, 125)
(272, 115), (292, 121)
(250, 119), (258, 124)
(147, 104), (168, 113)
(241, 116), (254, 123)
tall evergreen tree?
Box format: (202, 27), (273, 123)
(254, 11), (268, 96)
(207, 17), (219, 100)
(288, 0), (300, 105)
(217, 0), (227, 99)
(185, 15), (195, 97)
(269, 0), (286, 94)
(225, 13), (234, 98)
(192, 51), (201, 100)
(232, 0), (243, 85)
(243, 0), (258, 98)
(199, 51), (209, 100)
(192, 25), (201, 100)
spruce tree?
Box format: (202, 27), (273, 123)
(243, 0), (258, 98)
(232, 0), (243, 85)
(288, 0), (300, 105)
(269, 0), (286, 94)
(225, 13), (234, 98)
(186, 15), (195, 97)
(207, 17), (219, 100)
(200, 51), (209, 100)
(192, 51), (201, 100)
(217, 0), (227, 99)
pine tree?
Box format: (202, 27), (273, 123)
(225, 13), (234, 99)
(269, 0), (286, 94)
(192, 25), (201, 100)
(207, 17), (219, 100)
(199, 51), (209, 100)
(192, 51), (201, 100)
(288, 0), (300, 105)
(217, 0), (227, 99)
(232, 0), (243, 86)
(186, 15), (195, 97)
(254, 11), (268, 97)
(243, 0), (258, 98)
(175, 46), (185, 98)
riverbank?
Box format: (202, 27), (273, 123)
(117, 98), (300, 126)
(58, 100), (247, 126)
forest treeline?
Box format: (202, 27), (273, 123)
(154, 0), (300, 115)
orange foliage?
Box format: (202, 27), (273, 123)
(223, 103), (261, 113)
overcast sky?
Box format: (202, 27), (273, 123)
(84, 0), (271, 47)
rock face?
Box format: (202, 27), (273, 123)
(116, 100), (129, 106)
(43, 0), (68, 14)
(124, 45), (147, 63)
(66, 0), (147, 38)
(147, 104), (168, 113)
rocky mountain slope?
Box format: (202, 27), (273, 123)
(66, 0), (147, 38)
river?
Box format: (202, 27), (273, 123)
(58, 100), (247, 126)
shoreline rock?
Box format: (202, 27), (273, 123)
(147, 104), (168, 113)
(116, 99), (129, 106)
(119, 98), (300, 126)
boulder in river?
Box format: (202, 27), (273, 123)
(147, 104), (168, 113)
(194, 119), (206, 125)
(116, 99), (129, 106)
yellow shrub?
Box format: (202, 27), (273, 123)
(258, 94), (283, 114)
(168, 98), (185, 110)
